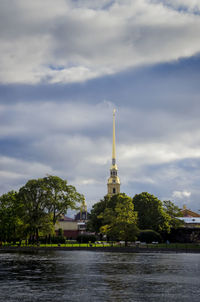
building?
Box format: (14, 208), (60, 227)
(169, 205), (200, 243)
(55, 215), (79, 239)
(181, 205), (200, 218)
(107, 109), (120, 196)
(74, 199), (90, 234)
(74, 199), (89, 222)
(55, 199), (90, 239)
(177, 205), (200, 228)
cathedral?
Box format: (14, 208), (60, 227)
(107, 109), (120, 196)
(55, 109), (120, 239)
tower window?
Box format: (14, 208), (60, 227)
(113, 188), (116, 194)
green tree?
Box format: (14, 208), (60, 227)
(133, 192), (171, 233)
(18, 175), (84, 241)
(87, 195), (109, 233)
(0, 191), (24, 242)
(18, 178), (53, 241)
(87, 193), (128, 233)
(99, 194), (139, 245)
(163, 200), (184, 229)
(43, 175), (84, 225)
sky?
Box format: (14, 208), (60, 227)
(1, 0), (200, 213)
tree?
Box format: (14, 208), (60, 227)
(133, 192), (171, 233)
(0, 191), (23, 242)
(18, 175), (84, 241)
(99, 194), (139, 245)
(87, 195), (109, 233)
(163, 200), (184, 229)
(43, 175), (84, 225)
(87, 193), (128, 233)
(18, 178), (53, 241)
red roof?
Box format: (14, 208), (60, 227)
(59, 215), (75, 222)
(181, 209), (200, 218)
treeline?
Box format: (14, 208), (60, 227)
(0, 175), (84, 243)
(87, 193), (184, 245)
(0, 177), (184, 245)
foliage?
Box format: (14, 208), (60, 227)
(50, 236), (66, 244)
(99, 194), (139, 244)
(17, 175), (84, 240)
(39, 235), (66, 244)
(133, 192), (171, 233)
(18, 178), (53, 240)
(57, 228), (64, 237)
(0, 175), (83, 242)
(0, 191), (24, 242)
(43, 175), (84, 225)
(86, 195), (110, 233)
(138, 229), (162, 243)
(76, 234), (96, 243)
(87, 193), (128, 233)
(162, 200), (184, 229)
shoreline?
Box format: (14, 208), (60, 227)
(1, 246), (200, 254)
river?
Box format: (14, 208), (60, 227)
(0, 251), (199, 301)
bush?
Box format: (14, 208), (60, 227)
(138, 229), (162, 243)
(39, 236), (65, 244)
(76, 234), (96, 244)
(57, 228), (64, 237)
(51, 236), (66, 244)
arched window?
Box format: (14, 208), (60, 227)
(113, 188), (116, 194)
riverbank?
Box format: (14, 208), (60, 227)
(1, 245), (200, 253)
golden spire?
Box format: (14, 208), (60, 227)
(107, 109), (120, 196)
(112, 109), (116, 165)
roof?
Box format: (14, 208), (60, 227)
(178, 217), (200, 224)
(59, 215), (75, 222)
(74, 211), (89, 221)
(181, 208), (200, 217)
(77, 222), (86, 225)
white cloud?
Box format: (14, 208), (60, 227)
(172, 190), (191, 199)
(78, 178), (100, 185)
(119, 141), (200, 168)
(1, 0), (200, 83)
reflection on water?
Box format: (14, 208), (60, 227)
(0, 251), (200, 302)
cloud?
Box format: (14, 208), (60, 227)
(1, 95), (200, 210)
(157, 0), (200, 13)
(0, 156), (54, 179)
(1, 0), (200, 84)
(172, 190), (191, 199)
(0, 155), (54, 194)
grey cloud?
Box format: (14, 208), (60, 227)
(156, 0), (200, 14)
(1, 96), (200, 211)
(1, 0), (200, 213)
(1, 0), (200, 83)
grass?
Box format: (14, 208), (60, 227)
(1, 241), (200, 250)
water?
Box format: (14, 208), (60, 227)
(0, 251), (200, 302)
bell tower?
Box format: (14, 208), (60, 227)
(107, 109), (120, 196)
